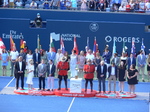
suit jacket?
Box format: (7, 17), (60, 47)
(47, 63), (56, 77)
(137, 54), (147, 67)
(111, 57), (120, 66)
(33, 52), (41, 64)
(97, 64), (107, 79)
(15, 61), (26, 74)
(108, 66), (118, 78)
(37, 63), (47, 77)
(127, 57), (136, 69)
(102, 51), (112, 64)
(47, 52), (56, 62)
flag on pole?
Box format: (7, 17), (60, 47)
(122, 41), (125, 53)
(10, 33), (15, 51)
(20, 39), (25, 49)
(60, 37), (65, 54)
(73, 36), (79, 55)
(141, 38), (145, 51)
(50, 34), (56, 52)
(131, 37), (136, 56)
(37, 35), (40, 49)
(112, 38), (116, 57)
(93, 37), (97, 56)
(0, 37), (6, 54)
(86, 37), (90, 52)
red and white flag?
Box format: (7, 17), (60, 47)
(73, 36), (79, 55)
(0, 37), (6, 54)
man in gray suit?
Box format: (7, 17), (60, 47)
(111, 53), (120, 67)
(38, 59), (47, 90)
(137, 50), (147, 82)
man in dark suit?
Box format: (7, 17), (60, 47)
(47, 60), (56, 91)
(15, 56), (26, 90)
(127, 53), (136, 70)
(97, 61), (107, 93)
(33, 48), (41, 77)
(108, 63), (117, 93)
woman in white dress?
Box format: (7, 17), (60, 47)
(26, 50), (33, 69)
(70, 50), (78, 78)
(81, 0), (87, 10)
(26, 59), (34, 90)
(145, 0), (150, 13)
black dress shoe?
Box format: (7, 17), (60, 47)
(38, 89), (41, 90)
(142, 80), (145, 82)
(58, 88), (61, 90)
(85, 89), (87, 92)
(51, 89), (53, 91)
(66, 88), (68, 90)
(47, 89), (50, 91)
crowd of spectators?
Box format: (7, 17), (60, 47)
(1, 0), (150, 13)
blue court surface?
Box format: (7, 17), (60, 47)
(0, 77), (149, 112)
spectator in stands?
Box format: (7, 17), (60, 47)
(88, 0), (96, 11)
(66, 0), (72, 10)
(1, 49), (9, 76)
(112, 0), (121, 11)
(137, 50), (147, 82)
(15, 0), (22, 8)
(51, 0), (60, 9)
(9, 0), (15, 8)
(145, 0), (150, 13)
(3, 0), (8, 7)
(34, 13), (42, 28)
(71, 0), (77, 10)
(127, 64), (138, 94)
(30, 0), (37, 8)
(60, 0), (66, 10)
(81, 0), (87, 10)
(134, 0), (139, 11)
(129, 0), (135, 12)
(43, 0), (50, 9)
(119, 4), (126, 12)
(96, 0), (106, 11)
(139, 0), (145, 12)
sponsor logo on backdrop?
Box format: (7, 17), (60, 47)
(51, 32), (81, 41)
(89, 22), (99, 32)
(105, 35), (140, 43)
(2, 30), (24, 39)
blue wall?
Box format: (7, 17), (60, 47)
(0, 8), (150, 54)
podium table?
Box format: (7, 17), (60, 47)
(70, 78), (82, 93)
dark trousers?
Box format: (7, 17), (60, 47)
(16, 73), (24, 89)
(39, 77), (45, 89)
(85, 79), (93, 91)
(58, 75), (68, 89)
(34, 63), (38, 77)
(98, 77), (106, 92)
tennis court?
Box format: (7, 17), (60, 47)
(0, 77), (149, 112)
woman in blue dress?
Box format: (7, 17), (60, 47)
(1, 49), (9, 76)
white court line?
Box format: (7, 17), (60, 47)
(5, 77), (15, 88)
(67, 97), (75, 112)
